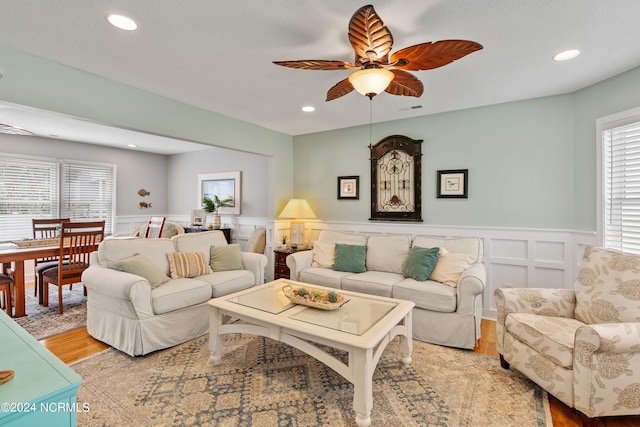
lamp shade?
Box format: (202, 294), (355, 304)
(348, 68), (394, 98)
(278, 199), (316, 219)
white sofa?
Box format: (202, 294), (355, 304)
(286, 231), (486, 349)
(82, 230), (267, 356)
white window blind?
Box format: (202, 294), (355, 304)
(0, 155), (59, 241)
(61, 161), (116, 235)
(603, 120), (640, 254)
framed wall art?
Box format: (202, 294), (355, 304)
(190, 209), (206, 226)
(337, 176), (359, 199)
(198, 171), (241, 214)
(437, 169), (468, 198)
(369, 135), (423, 222)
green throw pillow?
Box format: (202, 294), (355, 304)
(333, 244), (367, 273)
(210, 244), (244, 272)
(403, 247), (440, 281)
(115, 253), (170, 288)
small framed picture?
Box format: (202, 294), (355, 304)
(437, 169), (468, 198)
(190, 208), (206, 226)
(338, 176), (359, 199)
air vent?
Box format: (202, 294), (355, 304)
(398, 105), (423, 111)
(0, 124), (34, 135)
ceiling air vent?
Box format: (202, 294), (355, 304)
(398, 105), (424, 112)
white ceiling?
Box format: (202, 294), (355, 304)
(1, 0), (640, 154)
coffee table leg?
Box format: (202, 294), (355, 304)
(353, 348), (373, 427)
(208, 306), (224, 364)
(399, 310), (413, 365)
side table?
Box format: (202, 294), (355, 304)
(274, 247), (311, 280)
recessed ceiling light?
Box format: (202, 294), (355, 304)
(127, 144), (137, 148)
(301, 106), (315, 112)
(553, 49), (580, 61)
(107, 14), (138, 31)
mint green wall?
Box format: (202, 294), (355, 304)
(0, 46), (293, 217)
(293, 66), (640, 230)
(571, 66), (640, 232)
(294, 96), (575, 228)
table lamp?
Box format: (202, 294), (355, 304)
(278, 199), (316, 246)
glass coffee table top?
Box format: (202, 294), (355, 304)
(229, 281), (398, 336)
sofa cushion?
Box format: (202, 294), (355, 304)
(299, 267), (351, 289)
(366, 234), (411, 273)
(197, 270), (256, 297)
(341, 271), (403, 297)
(403, 246), (440, 281)
(394, 279), (457, 312)
(171, 230), (228, 261)
(98, 237), (175, 273)
(151, 278), (212, 315)
(505, 312), (585, 368)
(210, 244), (243, 272)
(311, 240), (335, 268)
(167, 252), (212, 279)
(334, 244), (367, 273)
(574, 246), (640, 324)
(317, 230), (367, 246)
(115, 253), (170, 288)
(412, 236), (483, 263)
(429, 249), (474, 287)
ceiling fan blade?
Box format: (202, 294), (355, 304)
(326, 78), (354, 101)
(273, 60), (356, 70)
(390, 40), (483, 71)
(348, 5), (393, 65)
(385, 69), (424, 97)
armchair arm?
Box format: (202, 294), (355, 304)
(240, 252), (268, 285)
(574, 323), (640, 417)
(494, 287), (576, 353)
(455, 262), (486, 314)
(286, 250), (314, 281)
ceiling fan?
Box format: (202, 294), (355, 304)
(274, 4), (483, 101)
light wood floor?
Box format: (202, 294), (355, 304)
(40, 318), (639, 426)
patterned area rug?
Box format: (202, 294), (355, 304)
(72, 334), (553, 427)
(14, 285), (87, 340)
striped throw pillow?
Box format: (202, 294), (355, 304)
(167, 252), (212, 279)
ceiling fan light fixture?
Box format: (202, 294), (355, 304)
(348, 68), (394, 99)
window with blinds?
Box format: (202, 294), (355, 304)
(0, 154), (115, 241)
(602, 119), (640, 254)
(61, 161), (116, 235)
(0, 155), (59, 240)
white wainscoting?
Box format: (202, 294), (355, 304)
(114, 216), (597, 321)
(267, 220), (597, 321)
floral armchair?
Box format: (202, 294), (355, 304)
(495, 247), (640, 419)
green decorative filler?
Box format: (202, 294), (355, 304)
(282, 284), (347, 311)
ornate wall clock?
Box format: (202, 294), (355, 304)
(369, 135), (423, 222)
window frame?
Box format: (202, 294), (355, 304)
(597, 106), (640, 251)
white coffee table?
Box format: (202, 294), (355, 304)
(208, 279), (414, 427)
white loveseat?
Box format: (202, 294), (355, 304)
(82, 230), (267, 356)
(286, 231), (486, 349)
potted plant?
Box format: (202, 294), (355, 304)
(202, 195), (233, 229)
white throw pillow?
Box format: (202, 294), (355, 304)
(429, 250), (473, 287)
(311, 240), (335, 268)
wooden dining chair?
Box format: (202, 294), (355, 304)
(0, 274), (13, 317)
(32, 218), (70, 302)
(145, 216), (166, 238)
(42, 221), (105, 314)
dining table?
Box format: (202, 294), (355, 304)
(0, 242), (86, 318)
